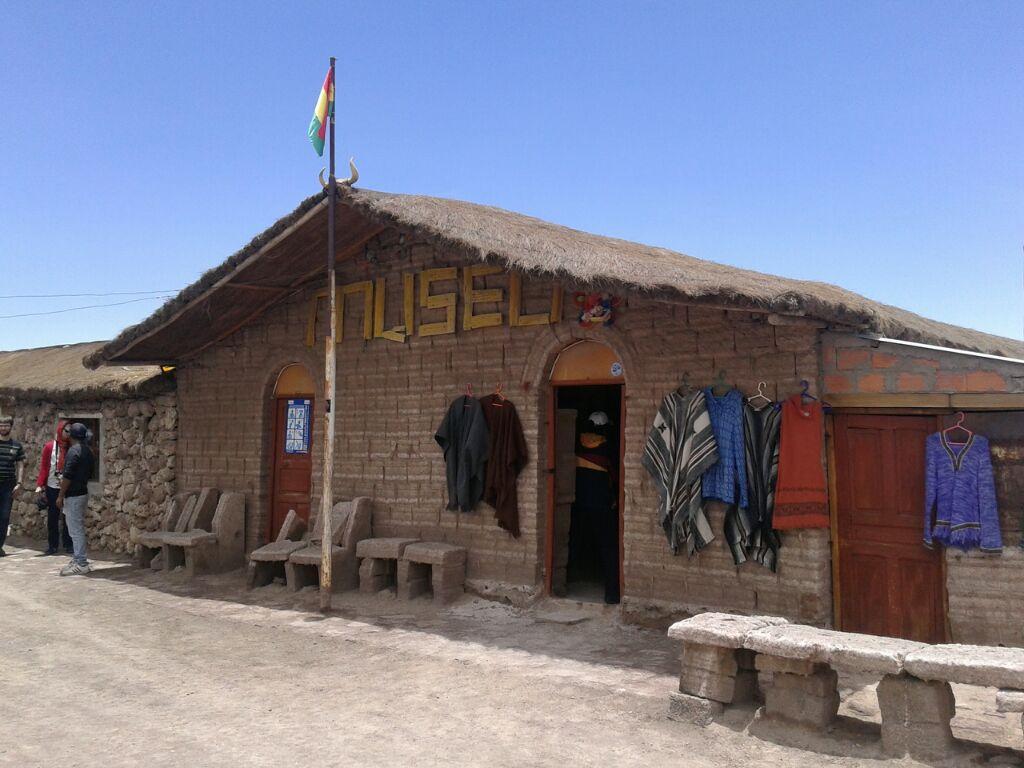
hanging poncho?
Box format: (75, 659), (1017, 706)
(702, 388), (752, 566)
(642, 388), (719, 555)
(743, 402), (782, 571)
(479, 394), (528, 537)
(435, 396), (490, 512)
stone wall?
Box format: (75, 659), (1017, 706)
(5, 393), (177, 554)
(175, 226), (832, 623)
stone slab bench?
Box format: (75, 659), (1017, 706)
(665, 612), (998, 761)
(356, 537), (419, 595)
(398, 542), (467, 604)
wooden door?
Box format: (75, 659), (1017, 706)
(833, 414), (945, 642)
(269, 397), (314, 540)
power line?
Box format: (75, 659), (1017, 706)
(0, 295), (174, 319)
(0, 289), (181, 299)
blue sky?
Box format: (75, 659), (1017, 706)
(1, 1), (1021, 350)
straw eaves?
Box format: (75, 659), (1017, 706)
(1, 342), (168, 401)
(84, 187), (1024, 367)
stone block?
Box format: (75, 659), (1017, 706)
(904, 644), (1024, 689)
(681, 642), (738, 676)
(679, 667), (737, 703)
(667, 692), (723, 726)
(356, 537), (420, 560)
(744, 623), (830, 664)
(996, 689), (1024, 714)
(755, 654), (817, 676)
(876, 673), (955, 760)
(667, 612), (789, 649)
(403, 541), (467, 567)
(359, 557), (396, 594)
(825, 632), (924, 676)
(761, 668), (839, 729)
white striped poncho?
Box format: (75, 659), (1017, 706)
(642, 388), (719, 556)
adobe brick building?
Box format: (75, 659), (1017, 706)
(86, 187), (1024, 645)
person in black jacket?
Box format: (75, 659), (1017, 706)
(57, 423), (94, 576)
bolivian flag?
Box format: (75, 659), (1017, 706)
(307, 67), (335, 156)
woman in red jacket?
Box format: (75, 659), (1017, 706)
(34, 420), (73, 555)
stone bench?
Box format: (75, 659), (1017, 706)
(904, 644), (1024, 754)
(667, 613), (1024, 761)
(135, 492), (196, 570)
(398, 542), (467, 605)
(356, 537), (420, 595)
(162, 491), (245, 579)
(666, 613), (787, 725)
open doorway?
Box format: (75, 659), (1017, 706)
(553, 384), (623, 604)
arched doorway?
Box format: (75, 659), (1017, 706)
(268, 364), (316, 540)
(546, 340), (626, 604)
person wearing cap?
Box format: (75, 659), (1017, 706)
(56, 422), (94, 575)
(0, 414), (26, 557)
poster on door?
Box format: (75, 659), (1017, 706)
(285, 399), (311, 454)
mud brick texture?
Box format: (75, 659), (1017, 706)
(172, 228), (828, 620)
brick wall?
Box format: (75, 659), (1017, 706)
(175, 228), (832, 622)
(822, 333), (1024, 646)
(822, 333), (1024, 396)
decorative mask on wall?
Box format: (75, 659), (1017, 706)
(574, 292), (620, 328)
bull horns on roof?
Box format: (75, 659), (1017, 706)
(318, 157), (359, 190)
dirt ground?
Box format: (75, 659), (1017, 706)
(0, 538), (1021, 768)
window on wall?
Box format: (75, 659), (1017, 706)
(61, 415), (102, 484)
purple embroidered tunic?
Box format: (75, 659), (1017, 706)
(924, 432), (1001, 553)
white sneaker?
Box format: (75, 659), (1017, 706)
(59, 561), (91, 576)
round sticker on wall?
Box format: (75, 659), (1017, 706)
(610, 361), (623, 377)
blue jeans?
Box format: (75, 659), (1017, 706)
(0, 481), (13, 549)
(63, 494), (89, 565)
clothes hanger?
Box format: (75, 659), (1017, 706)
(711, 369), (731, 396)
(747, 380), (772, 407)
(942, 411), (973, 445)
(785, 379), (831, 411)
(493, 381), (505, 406)
(464, 383), (474, 407)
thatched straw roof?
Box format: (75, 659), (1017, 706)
(0, 342), (169, 401)
(86, 187), (1024, 367)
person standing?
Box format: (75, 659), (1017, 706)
(57, 422), (94, 576)
(34, 420), (74, 556)
(0, 414), (26, 557)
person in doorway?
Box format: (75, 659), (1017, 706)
(56, 423), (94, 576)
(34, 420), (74, 556)
(573, 411), (620, 604)
(0, 414), (27, 557)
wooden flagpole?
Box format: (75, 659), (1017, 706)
(319, 56), (337, 612)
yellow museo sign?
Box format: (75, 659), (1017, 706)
(305, 266), (563, 346)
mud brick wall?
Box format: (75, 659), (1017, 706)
(821, 333), (1024, 646)
(174, 226), (832, 623)
(3, 393), (177, 554)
